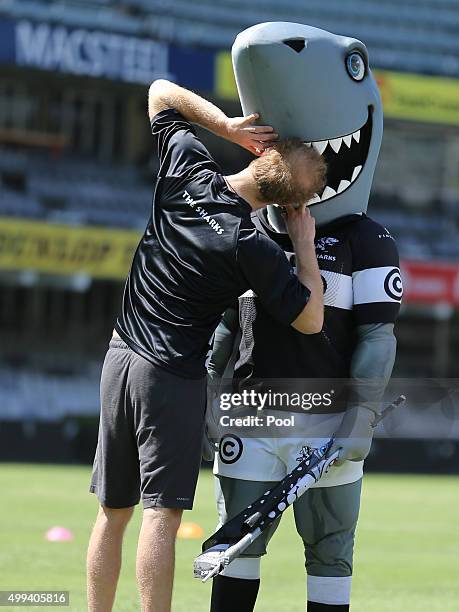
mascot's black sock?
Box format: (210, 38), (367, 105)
(210, 575), (260, 612)
(307, 603), (349, 611)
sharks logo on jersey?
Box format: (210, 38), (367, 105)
(316, 237), (339, 252)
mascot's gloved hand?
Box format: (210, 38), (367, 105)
(331, 404), (378, 466)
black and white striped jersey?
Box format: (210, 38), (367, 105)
(234, 211), (402, 380)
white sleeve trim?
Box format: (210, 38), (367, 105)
(353, 266), (403, 305)
(322, 270), (353, 310)
(307, 575), (352, 605)
(221, 557), (261, 580)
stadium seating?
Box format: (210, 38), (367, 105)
(0, 187), (43, 218)
(0, 147), (151, 229)
(6, 0), (459, 77)
(371, 206), (459, 261)
(0, 366), (99, 420)
(1, 2), (458, 260)
(1, 144), (458, 261)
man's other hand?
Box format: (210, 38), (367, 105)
(285, 205), (316, 247)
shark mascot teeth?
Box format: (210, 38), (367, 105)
(232, 21), (383, 227)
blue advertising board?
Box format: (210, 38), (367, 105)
(0, 17), (215, 90)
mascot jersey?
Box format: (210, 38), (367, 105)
(213, 210), (403, 487)
(234, 210), (402, 384)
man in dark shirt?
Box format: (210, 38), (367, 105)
(87, 79), (326, 612)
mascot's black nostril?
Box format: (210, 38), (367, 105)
(282, 38), (306, 53)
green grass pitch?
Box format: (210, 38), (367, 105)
(0, 465), (458, 611)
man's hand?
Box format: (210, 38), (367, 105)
(148, 81), (277, 154)
(330, 405), (377, 466)
(285, 205), (316, 247)
(226, 114), (278, 156)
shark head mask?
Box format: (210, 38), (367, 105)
(232, 22), (383, 229)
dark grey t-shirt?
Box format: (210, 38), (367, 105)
(116, 108), (309, 378)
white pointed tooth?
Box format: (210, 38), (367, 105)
(353, 129), (360, 143)
(312, 140), (327, 155)
(329, 137), (342, 153)
(351, 165), (362, 181)
(321, 186), (336, 201)
(337, 179), (351, 193)
(304, 142), (312, 147)
(307, 193), (321, 204)
(343, 134), (352, 148)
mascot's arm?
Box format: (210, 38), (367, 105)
(208, 306), (239, 379)
(203, 307), (240, 460)
(332, 218), (402, 463)
(331, 322), (396, 464)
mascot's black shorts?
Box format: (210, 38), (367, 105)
(90, 339), (206, 510)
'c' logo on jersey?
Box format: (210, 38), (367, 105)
(219, 435), (243, 464)
(384, 268), (403, 300)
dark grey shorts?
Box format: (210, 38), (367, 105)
(90, 339), (206, 510)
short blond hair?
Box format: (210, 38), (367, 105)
(250, 138), (327, 206)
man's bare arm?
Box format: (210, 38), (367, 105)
(287, 206), (324, 335)
(148, 79), (277, 155)
(292, 243), (324, 334)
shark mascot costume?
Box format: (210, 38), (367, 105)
(207, 23), (403, 612)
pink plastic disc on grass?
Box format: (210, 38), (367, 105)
(45, 526), (74, 542)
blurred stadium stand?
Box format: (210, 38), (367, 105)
(1, 144), (458, 260)
(4, 0), (459, 77)
(0, 147), (151, 228)
(0, 0), (458, 466)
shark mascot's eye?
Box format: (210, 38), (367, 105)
(346, 52), (365, 81)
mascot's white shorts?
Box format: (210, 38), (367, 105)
(213, 411), (363, 488)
